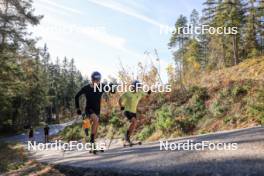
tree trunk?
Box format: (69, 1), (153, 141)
(0, 0), (9, 49)
(232, 34), (238, 65)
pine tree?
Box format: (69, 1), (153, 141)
(223, 0), (246, 65)
(204, 0), (246, 67)
(0, 0), (43, 129)
(0, 0), (85, 131)
(201, 0), (221, 69)
(169, 15), (189, 48)
(202, 0), (218, 24)
(183, 39), (202, 79)
(190, 9), (200, 39)
(40, 44), (51, 73)
(68, 58), (81, 116)
(0, 0), (43, 52)
(0, 51), (23, 128)
(169, 15), (189, 84)
(256, 0), (264, 54)
(243, 0), (260, 57)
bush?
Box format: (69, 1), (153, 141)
(210, 100), (227, 117)
(99, 110), (127, 138)
(247, 89), (264, 124)
(174, 86), (208, 134)
(223, 116), (237, 124)
(175, 117), (196, 134)
(219, 88), (230, 99)
(109, 114), (123, 129)
(184, 96), (207, 123)
(155, 105), (175, 134)
(137, 125), (155, 141)
(189, 86), (209, 101)
(108, 110), (126, 135)
(60, 123), (84, 141)
(231, 85), (248, 97)
(219, 83), (249, 100)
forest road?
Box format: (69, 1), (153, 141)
(0, 120), (77, 143)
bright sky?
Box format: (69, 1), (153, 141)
(31, 0), (203, 82)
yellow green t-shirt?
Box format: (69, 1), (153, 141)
(120, 91), (146, 113)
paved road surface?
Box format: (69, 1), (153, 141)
(1, 120), (76, 143)
(31, 126), (264, 176)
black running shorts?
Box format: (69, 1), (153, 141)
(124, 111), (137, 121)
(85, 109), (100, 118)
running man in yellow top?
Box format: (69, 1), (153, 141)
(119, 80), (151, 144)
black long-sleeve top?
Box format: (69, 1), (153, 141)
(75, 83), (115, 115)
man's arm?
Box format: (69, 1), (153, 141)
(119, 97), (123, 109)
(140, 90), (151, 99)
(119, 93), (126, 111)
(75, 87), (85, 114)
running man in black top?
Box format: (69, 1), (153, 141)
(75, 71), (115, 146)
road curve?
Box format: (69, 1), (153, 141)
(0, 120), (76, 143)
(31, 126), (264, 176)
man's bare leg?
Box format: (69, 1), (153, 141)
(90, 113), (99, 143)
(89, 113), (99, 153)
(126, 117), (137, 143)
